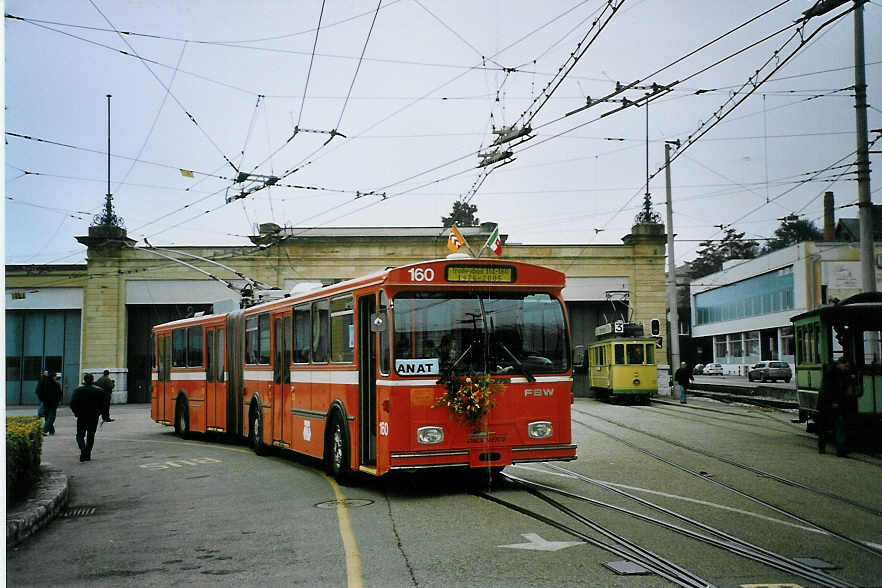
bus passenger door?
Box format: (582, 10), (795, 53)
(160, 335), (172, 423)
(206, 328), (217, 429)
(214, 327), (227, 431)
(272, 314), (291, 445)
(358, 296), (377, 466)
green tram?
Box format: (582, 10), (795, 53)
(587, 322), (658, 403)
(791, 292), (882, 441)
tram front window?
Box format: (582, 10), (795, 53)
(392, 292), (568, 377)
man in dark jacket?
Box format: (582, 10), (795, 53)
(36, 371), (63, 435)
(70, 373), (105, 462)
(673, 361), (694, 404)
(95, 369), (115, 423)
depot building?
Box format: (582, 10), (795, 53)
(5, 222), (668, 404)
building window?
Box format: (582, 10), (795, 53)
(780, 326), (794, 360)
(714, 336), (727, 361)
(744, 331), (760, 362)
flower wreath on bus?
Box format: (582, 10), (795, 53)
(434, 373), (501, 430)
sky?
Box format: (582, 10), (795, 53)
(4, 0), (881, 267)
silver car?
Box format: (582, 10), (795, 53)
(747, 361), (792, 383)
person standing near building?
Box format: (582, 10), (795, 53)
(70, 373), (105, 462)
(674, 361), (694, 404)
(36, 370), (63, 435)
(95, 369), (115, 423)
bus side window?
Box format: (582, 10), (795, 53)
(312, 300), (330, 363)
(292, 304), (311, 364)
(258, 313), (270, 365)
(172, 328), (187, 367)
(245, 316), (258, 365)
(614, 344), (625, 365)
(188, 325), (203, 367)
(378, 291), (390, 376)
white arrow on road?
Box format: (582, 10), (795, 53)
(499, 533), (583, 551)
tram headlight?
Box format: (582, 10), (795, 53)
(633, 378), (640, 385)
(417, 426), (444, 445)
(527, 421), (553, 439)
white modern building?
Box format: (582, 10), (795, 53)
(690, 240), (882, 375)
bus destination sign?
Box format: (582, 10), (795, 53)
(445, 265), (516, 283)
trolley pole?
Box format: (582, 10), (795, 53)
(852, 0), (876, 293)
(664, 140), (681, 387)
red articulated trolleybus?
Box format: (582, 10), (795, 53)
(151, 257), (577, 482)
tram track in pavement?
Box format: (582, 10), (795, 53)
(574, 407), (882, 519)
(646, 400), (803, 435)
(649, 400), (882, 469)
(475, 469), (858, 588)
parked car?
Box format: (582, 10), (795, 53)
(693, 363), (705, 375)
(747, 361), (792, 383)
(703, 363), (723, 375)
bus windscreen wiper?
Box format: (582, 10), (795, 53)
(437, 343), (473, 385)
(496, 340), (535, 382)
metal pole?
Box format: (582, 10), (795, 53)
(853, 0), (876, 293)
(665, 141), (681, 389)
(106, 94), (113, 221)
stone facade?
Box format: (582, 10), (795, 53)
(6, 224), (668, 403)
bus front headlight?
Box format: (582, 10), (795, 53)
(528, 421), (553, 439)
(417, 426), (444, 445)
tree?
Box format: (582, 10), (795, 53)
(442, 200), (479, 227)
(761, 219), (823, 254)
(689, 227), (759, 279)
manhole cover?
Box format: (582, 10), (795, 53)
(602, 560), (650, 575)
(60, 506), (96, 518)
(315, 498), (374, 509)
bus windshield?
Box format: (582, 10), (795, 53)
(392, 292), (568, 377)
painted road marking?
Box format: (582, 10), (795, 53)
(140, 457), (222, 470)
(499, 533), (583, 551)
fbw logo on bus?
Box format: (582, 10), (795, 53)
(524, 388), (553, 398)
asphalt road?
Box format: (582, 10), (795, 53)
(7, 398), (882, 587)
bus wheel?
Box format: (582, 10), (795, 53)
(250, 405), (267, 456)
(174, 397), (189, 439)
(327, 413), (352, 485)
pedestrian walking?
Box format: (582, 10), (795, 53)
(36, 370), (63, 435)
(673, 361), (693, 404)
(817, 358), (856, 456)
(70, 373), (105, 462)
(95, 369), (115, 423)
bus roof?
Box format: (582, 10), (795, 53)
(153, 257), (567, 330)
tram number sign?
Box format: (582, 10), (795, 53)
(445, 265), (516, 283)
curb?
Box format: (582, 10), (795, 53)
(6, 464), (69, 549)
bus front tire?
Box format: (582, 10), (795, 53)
(327, 413), (352, 485)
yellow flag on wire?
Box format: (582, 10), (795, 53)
(447, 225), (466, 252)
(180, 169), (195, 178)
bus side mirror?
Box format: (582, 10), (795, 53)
(573, 345), (585, 368)
(370, 312), (387, 333)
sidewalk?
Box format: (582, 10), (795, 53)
(6, 464), (69, 548)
